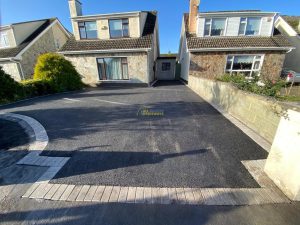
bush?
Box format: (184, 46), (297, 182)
(34, 53), (83, 92)
(21, 79), (53, 97)
(0, 67), (24, 103)
(217, 73), (286, 98)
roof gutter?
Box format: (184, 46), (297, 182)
(0, 57), (19, 62)
(189, 46), (295, 52)
(59, 48), (151, 55)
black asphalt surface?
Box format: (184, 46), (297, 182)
(0, 119), (29, 151)
(0, 119), (29, 171)
(0, 81), (267, 188)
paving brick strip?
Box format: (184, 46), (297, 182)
(22, 159), (290, 206)
(0, 113), (290, 206)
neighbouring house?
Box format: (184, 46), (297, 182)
(0, 18), (70, 81)
(178, 0), (294, 82)
(59, 0), (160, 85)
(156, 54), (177, 80)
(275, 16), (300, 73)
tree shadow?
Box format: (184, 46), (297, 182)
(0, 119), (30, 151)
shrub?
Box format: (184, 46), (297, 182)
(0, 67), (24, 103)
(34, 53), (83, 92)
(21, 79), (53, 97)
(217, 73), (286, 98)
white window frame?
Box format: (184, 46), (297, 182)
(0, 33), (9, 48)
(238, 17), (262, 36)
(204, 18), (227, 37)
(225, 54), (264, 77)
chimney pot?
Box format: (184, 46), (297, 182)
(69, 0), (82, 18)
(188, 0), (200, 33)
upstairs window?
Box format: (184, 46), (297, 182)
(239, 17), (261, 36)
(0, 33), (9, 48)
(225, 55), (263, 77)
(109, 19), (129, 38)
(204, 18), (226, 36)
(79, 21), (98, 39)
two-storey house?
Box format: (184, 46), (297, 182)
(179, 0), (294, 82)
(0, 18), (70, 81)
(60, 0), (159, 85)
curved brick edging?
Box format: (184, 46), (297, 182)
(0, 113), (48, 152)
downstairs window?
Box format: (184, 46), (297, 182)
(97, 57), (129, 80)
(225, 55), (263, 77)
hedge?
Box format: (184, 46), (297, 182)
(0, 67), (24, 103)
(0, 53), (83, 104)
(34, 53), (83, 92)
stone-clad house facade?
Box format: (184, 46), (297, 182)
(59, 0), (159, 85)
(179, 0), (294, 82)
(0, 18), (70, 81)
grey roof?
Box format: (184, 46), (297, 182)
(184, 14), (293, 51)
(0, 19), (56, 59)
(187, 35), (293, 49)
(60, 11), (157, 53)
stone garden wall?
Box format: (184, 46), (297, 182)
(187, 75), (300, 143)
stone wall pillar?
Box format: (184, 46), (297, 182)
(264, 109), (300, 201)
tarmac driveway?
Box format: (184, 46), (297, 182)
(0, 81), (267, 188)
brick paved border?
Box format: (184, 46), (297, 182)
(23, 159), (290, 205)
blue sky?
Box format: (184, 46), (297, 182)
(1, 0), (299, 53)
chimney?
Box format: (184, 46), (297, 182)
(68, 0), (82, 18)
(188, 0), (200, 33)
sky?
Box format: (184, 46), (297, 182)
(0, 0), (300, 53)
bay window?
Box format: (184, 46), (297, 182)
(97, 57), (129, 80)
(238, 17), (261, 36)
(225, 55), (263, 77)
(109, 19), (129, 38)
(79, 21), (98, 39)
(204, 18), (226, 36)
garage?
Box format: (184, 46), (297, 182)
(156, 55), (177, 80)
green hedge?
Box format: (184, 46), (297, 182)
(217, 74), (286, 98)
(0, 67), (24, 103)
(0, 54), (83, 104)
(21, 79), (54, 97)
(34, 53), (83, 92)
